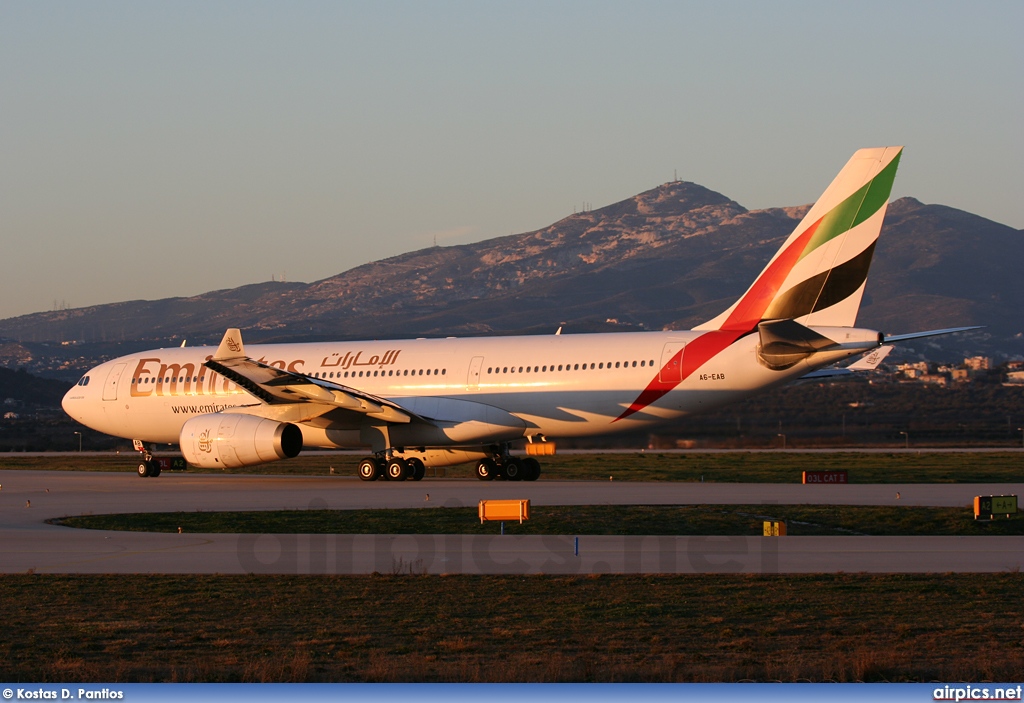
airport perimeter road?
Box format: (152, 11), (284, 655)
(2, 470), (1023, 575)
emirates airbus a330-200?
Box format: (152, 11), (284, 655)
(63, 147), (974, 481)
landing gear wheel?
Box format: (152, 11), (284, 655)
(137, 461), (151, 478)
(148, 460), (161, 477)
(476, 458), (497, 481)
(522, 458), (541, 481)
(407, 457), (426, 481)
(503, 457), (524, 481)
(358, 457), (380, 481)
(386, 458), (409, 481)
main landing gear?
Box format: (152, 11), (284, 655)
(356, 447), (541, 482)
(474, 455), (541, 482)
(357, 456), (426, 482)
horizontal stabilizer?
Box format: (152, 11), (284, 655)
(801, 345), (892, 379)
(882, 326), (982, 343)
(847, 344), (893, 370)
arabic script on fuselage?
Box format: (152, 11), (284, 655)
(128, 348), (403, 397)
(319, 349), (401, 370)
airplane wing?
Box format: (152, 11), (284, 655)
(204, 328), (418, 425)
(801, 345), (893, 379)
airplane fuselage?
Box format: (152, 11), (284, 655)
(62, 328), (871, 448)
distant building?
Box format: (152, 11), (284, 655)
(897, 362), (931, 380)
(951, 368), (970, 382)
(1006, 371), (1024, 386)
(919, 374), (948, 387)
(964, 356), (991, 371)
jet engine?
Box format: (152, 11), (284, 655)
(179, 413), (302, 469)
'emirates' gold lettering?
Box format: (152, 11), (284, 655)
(130, 355), (312, 397)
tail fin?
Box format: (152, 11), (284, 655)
(696, 146), (903, 332)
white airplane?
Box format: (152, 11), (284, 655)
(62, 147), (974, 481)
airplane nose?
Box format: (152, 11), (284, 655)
(61, 384), (78, 419)
(62, 374), (90, 422)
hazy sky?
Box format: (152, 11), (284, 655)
(2, 1), (1021, 320)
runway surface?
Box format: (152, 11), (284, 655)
(2, 470), (1022, 575)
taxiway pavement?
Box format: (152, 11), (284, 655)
(2, 470), (1022, 575)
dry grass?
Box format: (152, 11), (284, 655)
(2, 573), (1022, 682)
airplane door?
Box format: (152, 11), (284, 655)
(659, 342), (686, 384)
(467, 356), (484, 390)
(103, 363), (127, 401)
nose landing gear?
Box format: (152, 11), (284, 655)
(132, 439), (186, 478)
(134, 439), (161, 478)
(137, 458), (161, 478)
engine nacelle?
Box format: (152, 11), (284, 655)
(180, 413), (302, 469)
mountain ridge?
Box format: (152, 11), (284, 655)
(2, 181), (1021, 375)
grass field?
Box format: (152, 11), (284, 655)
(56, 504), (1024, 537)
(3, 450), (1023, 482)
(9, 451), (1023, 683)
(2, 573), (1021, 682)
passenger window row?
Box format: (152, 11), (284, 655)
(312, 369), (447, 379)
(132, 377), (201, 384)
(488, 360), (656, 374)
(130, 369), (450, 384)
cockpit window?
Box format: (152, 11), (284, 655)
(77, 376), (91, 386)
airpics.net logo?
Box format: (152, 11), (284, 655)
(934, 684), (1023, 701)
